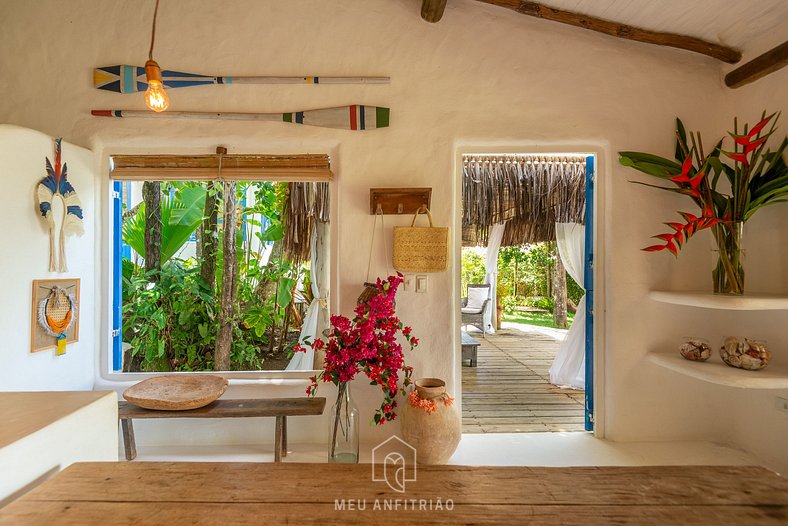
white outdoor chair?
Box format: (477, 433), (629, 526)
(461, 283), (491, 337)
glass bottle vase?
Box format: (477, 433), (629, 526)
(327, 382), (359, 463)
(712, 222), (745, 295)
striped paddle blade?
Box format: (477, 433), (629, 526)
(94, 65), (390, 93)
(91, 105), (391, 131)
(94, 65), (217, 93)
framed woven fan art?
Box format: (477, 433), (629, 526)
(31, 278), (80, 355)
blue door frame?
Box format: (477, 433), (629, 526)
(584, 156), (595, 431)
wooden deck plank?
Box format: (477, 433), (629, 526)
(462, 328), (585, 433)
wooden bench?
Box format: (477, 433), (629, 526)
(118, 398), (326, 462)
(461, 330), (480, 367)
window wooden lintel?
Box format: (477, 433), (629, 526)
(110, 153), (332, 182)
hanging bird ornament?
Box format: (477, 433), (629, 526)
(37, 138), (84, 272)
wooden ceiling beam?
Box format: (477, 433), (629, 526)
(422, 0), (448, 23)
(475, 0), (742, 64)
(725, 41), (788, 88)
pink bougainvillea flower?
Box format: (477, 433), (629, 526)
(303, 273), (418, 426)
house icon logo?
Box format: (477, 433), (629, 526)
(371, 436), (417, 493)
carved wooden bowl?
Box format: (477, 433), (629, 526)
(123, 375), (229, 411)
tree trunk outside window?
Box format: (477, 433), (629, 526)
(552, 243), (568, 329)
(215, 181), (238, 371)
(200, 182), (219, 289)
(142, 181), (162, 280)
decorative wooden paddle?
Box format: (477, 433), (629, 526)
(94, 65), (389, 93)
(91, 105), (390, 131)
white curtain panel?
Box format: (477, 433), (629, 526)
(482, 223), (506, 334)
(286, 221), (330, 371)
(549, 222), (586, 389)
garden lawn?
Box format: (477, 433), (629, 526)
(503, 310), (574, 330)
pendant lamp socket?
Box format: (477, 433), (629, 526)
(144, 59), (170, 112)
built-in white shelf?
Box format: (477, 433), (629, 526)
(647, 351), (788, 389)
(649, 291), (788, 311)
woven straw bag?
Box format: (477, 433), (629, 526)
(393, 208), (449, 272)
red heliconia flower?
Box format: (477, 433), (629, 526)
(724, 114), (773, 165)
(687, 170), (705, 190)
(669, 157), (707, 198)
(669, 156), (694, 184)
(723, 151), (749, 164)
(643, 209), (723, 257)
(744, 114), (771, 139)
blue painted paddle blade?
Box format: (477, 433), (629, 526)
(94, 65), (216, 93)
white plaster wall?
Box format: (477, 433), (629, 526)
(718, 61), (788, 475)
(0, 125), (96, 391)
(0, 0), (786, 468)
(0, 392), (118, 507)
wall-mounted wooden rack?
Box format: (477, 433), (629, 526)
(369, 187), (432, 215)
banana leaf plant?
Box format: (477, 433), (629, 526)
(619, 112), (788, 293)
(123, 185), (207, 264)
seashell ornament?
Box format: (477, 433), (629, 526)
(720, 336), (770, 371)
(679, 337), (712, 361)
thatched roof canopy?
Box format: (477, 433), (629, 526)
(462, 154), (586, 247)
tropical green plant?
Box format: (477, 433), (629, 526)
(462, 243), (582, 318)
(619, 112), (787, 294)
(121, 180), (321, 372)
(461, 249), (486, 293)
(499, 244), (554, 298)
(123, 185), (207, 264)
(123, 260), (217, 371)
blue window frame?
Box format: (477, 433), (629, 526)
(112, 181), (123, 371)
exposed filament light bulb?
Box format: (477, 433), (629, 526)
(145, 59), (169, 112)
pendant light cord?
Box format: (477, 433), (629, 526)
(149, 0), (160, 60)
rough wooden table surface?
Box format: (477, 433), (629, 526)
(0, 462), (786, 525)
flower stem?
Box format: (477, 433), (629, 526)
(330, 383), (345, 458)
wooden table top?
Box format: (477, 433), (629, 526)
(0, 462), (785, 525)
(0, 391), (113, 449)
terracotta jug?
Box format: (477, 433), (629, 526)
(401, 378), (460, 464)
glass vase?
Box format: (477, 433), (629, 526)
(712, 222), (745, 295)
(328, 382), (359, 463)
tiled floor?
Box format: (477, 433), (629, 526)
(462, 324), (585, 433)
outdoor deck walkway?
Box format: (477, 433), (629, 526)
(462, 326), (586, 433)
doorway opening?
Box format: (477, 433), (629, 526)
(460, 153), (595, 434)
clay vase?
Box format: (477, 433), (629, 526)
(401, 378), (460, 465)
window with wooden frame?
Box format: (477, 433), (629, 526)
(110, 151), (331, 373)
